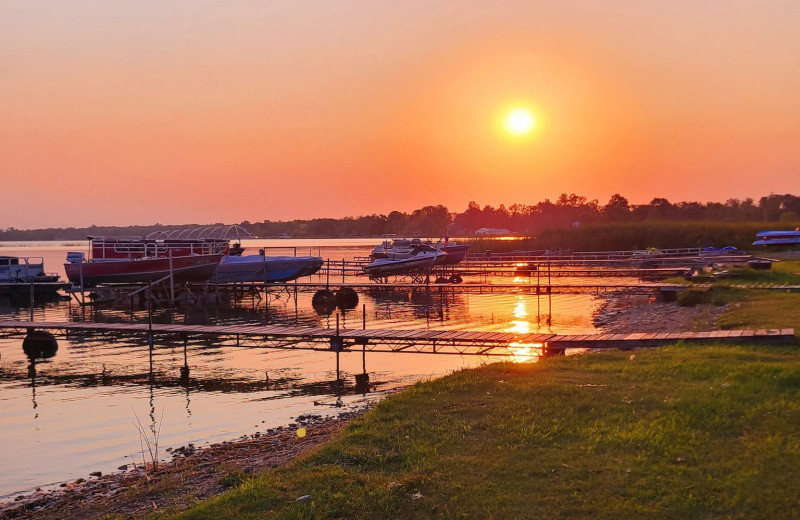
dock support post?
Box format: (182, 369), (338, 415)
(168, 250), (175, 306)
(262, 251), (269, 303)
(326, 259), (330, 289)
(184, 283), (189, 324)
(79, 261), (86, 317)
(148, 281), (154, 382)
(29, 279), (35, 321)
(342, 258), (345, 283)
(180, 333), (190, 384)
(547, 261), (552, 325)
(335, 312), (341, 385)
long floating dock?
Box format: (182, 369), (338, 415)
(0, 320), (794, 357)
(195, 281), (689, 294)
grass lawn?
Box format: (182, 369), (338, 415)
(165, 345), (800, 520)
(668, 259), (800, 334)
(707, 260), (800, 287)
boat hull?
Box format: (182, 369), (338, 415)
(363, 255), (438, 277)
(65, 254), (223, 286)
(0, 277), (68, 297)
(439, 244), (469, 265)
(753, 230), (800, 246)
(211, 255), (324, 283)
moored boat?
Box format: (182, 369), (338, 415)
(211, 253), (324, 283)
(64, 233), (229, 287)
(363, 247), (444, 278)
(370, 237), (468, 265)
(0, 256), (66, 296)
(65, 252), (223, 286)
(752, 229), (800, 246)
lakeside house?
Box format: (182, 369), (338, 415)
(475, 227), (512, 236)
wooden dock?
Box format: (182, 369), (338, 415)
(0, 320), (794, 357)
(198, 281), (690, 295)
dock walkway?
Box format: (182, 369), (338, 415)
(0, 320), (794, 357)
(193, 281), (689, 295)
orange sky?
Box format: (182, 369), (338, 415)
(2, 1), (800, 229)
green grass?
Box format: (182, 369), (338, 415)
(667, 261), (800, 333)
(697, 260), (800, 287)
(164, 346), (800, 520)
(716, 291), (800, 332)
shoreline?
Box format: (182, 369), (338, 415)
(592, 290), (728, 334)
(0, 406), (375, 520)
(1, 293), (727, 519)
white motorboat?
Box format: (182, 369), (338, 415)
(370, 238), (468, 265)
(363, 246), (444, 278)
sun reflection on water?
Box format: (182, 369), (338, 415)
(506, 297), (544, 363)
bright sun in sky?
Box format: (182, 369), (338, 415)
(504, 107), (536, 136)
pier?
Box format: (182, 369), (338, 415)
(1, 320), (794, 357)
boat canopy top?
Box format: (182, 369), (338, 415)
(145, 225), (254, 241)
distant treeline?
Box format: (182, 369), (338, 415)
(2, 193), (799, 241)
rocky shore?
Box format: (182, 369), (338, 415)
(593, 291), (728, 333)
(0, 407), (373, 520)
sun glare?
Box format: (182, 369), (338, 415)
(504, 107), (536, 136)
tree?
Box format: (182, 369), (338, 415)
(603, 194), (630, 221)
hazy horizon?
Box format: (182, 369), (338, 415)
(3, 1), (800, 229)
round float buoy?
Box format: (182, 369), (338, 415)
(448, 274), (463, 284)
(22, 330), (58, 361)
(335, 287), (359, 310)
(312, 289), (337, 315)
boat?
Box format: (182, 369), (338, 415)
(211, 252), (324, 283)
(370, 237), (468, 265)
(363, 246), (444, 278)
(0, 256), (66, 296)
(64, 235), (228, 287)
(700, 246), (742, 256)
(752, 229), (800, 246)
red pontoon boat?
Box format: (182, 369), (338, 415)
(64, 226), (251, 287)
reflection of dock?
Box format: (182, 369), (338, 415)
(320, 261), (695, 279)
(0, 320), (794, 357)
(196, 281), (688, 295)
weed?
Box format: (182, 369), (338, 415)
(132, 406), (164, 473)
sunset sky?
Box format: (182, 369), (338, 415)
(2, 1), (800, 229)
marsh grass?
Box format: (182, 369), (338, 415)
(464, 221), (779, 253)
(165, 346), (800, 520)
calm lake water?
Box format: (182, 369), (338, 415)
(0, 239), (612, 499)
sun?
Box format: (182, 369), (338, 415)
(504, 107), (536, 136)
